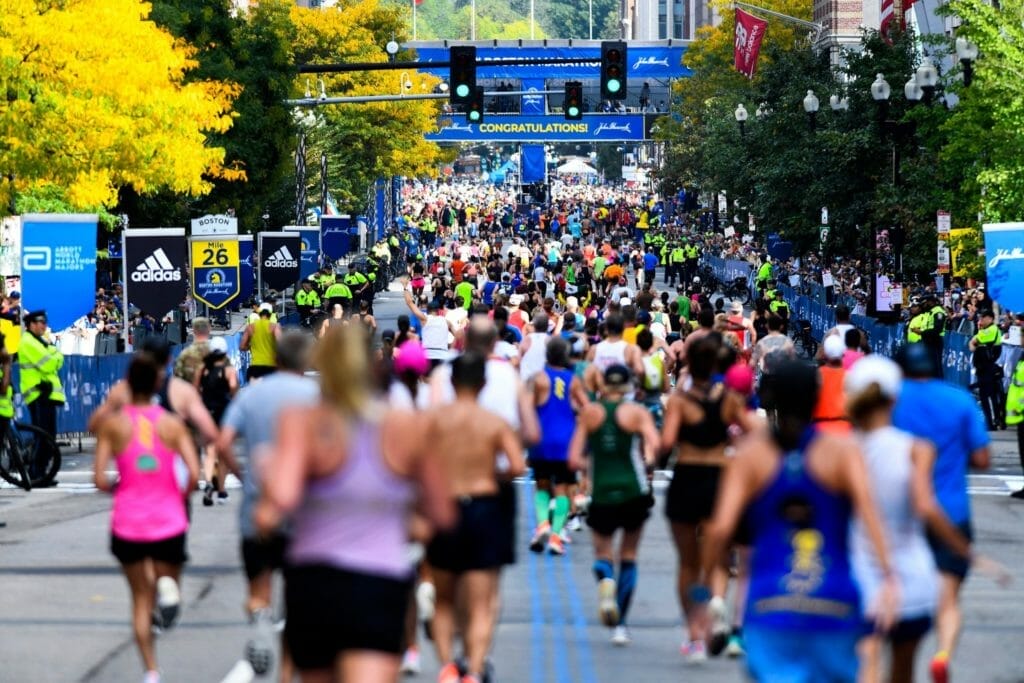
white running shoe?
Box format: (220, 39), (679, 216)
(598, 578), (619, 627)
(155, 577), (180, 630)
(681, 640), (708, 664)
(415, 581), (435, 621)
(143, 670), (161, 683)
(244, 607), (275, 676)
(708, 596), (730, 657)
(566, 515), (583, 532)
(611, 625), (631, 646)
(400, 647), (421, 675)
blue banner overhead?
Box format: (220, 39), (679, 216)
(521, 78), (546, 115)
(239, 235), (254, 305)
(21, 214), (97, 331)
(284, 225), (321, 280)
(428, 114), (645, 142)
(983, 222), (1024, 312)
(321, 216), (352, 262)
(521, 145), (546, 183)
(411, 44), (690, 80)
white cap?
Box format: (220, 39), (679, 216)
(823, 334), (845, 360)
(844, 355), (902, 400)
(619, 297), (632, 307)
(259, 303), (273, 313)
(207, 336), (229, 355)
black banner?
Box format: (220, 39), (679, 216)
(124, 230), (187, 318)
(258, 232), (302, 292)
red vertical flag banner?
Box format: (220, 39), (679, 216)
(734, 9), (769, 79)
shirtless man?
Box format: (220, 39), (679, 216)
(424, 352), (526, 683)
(88, 338), (222, 460)
(585, 313), (644, 395)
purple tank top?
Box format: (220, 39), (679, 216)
(286, 418), (416, 579)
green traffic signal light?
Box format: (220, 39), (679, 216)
(455, 83), (470, 98)
(468, 109), (481, 122)
(567, 105), (580, 117)
(606, 79), (621, 93)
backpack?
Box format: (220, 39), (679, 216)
(199, 363), (231, 421)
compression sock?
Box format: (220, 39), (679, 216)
(593, 558), (614, 584)
(617, 561), (638, 625)
(533, 489), (551, 527)
(551, 495), (570, 534)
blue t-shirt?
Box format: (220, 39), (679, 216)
(892, 379), (989, 524)
(643, 252), (659, 270)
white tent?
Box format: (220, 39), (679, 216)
(556, 158), (598, 175)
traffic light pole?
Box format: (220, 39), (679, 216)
(284, 89), (566, 106)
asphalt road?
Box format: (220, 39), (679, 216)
(1, 286), (1022, 682)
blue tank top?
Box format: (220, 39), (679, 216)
(533, 366), (576, 462)
(745, 430), (862, 632)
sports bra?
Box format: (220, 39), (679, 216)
(676, 384), (730, 449)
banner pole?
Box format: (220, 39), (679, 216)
(121, 232), (129, 349)
(256, 234), (263, 302)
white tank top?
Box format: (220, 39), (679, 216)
(850, 425), (939, 620)
(421, 316), (449, 359)
(519, 332), (549, 381)
(592, 339), (628, 372)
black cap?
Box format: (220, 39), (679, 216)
(23, 310), (46, 324)
(381, 329), (397, 342)
(980, 309), (995, 318)
(896, 342), (936, 378)
(604, 363), (632, 388)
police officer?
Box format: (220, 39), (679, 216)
(19, 310), (64, 482)
(684, 240), (700, 281)
(970, 309), (1005, 430)
(1006, 354), (1024, 498)
(921, 293), (947, 379)
(668, 243), (685, 287)
(769, 290), (790, 332)
(324, 277), (353, 313)
(295, 280), (321, 328)
(756, 256), (773, 296)
(343, 267), (372, 313)
(906, 297), (927, 343)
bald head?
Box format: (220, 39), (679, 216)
(465, 316), (497, 354)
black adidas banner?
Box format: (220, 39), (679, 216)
(258, 232), (302, 292)
(123, 228), (187, 318)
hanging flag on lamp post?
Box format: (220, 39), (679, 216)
(734, 9), (768, 79)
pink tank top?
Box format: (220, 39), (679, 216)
(111, 405), (189, 542)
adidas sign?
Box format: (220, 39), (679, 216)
(264, 246), (298, 268)
(131, 248), (181, 283)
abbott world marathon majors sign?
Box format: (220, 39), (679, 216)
(428, 114), (647, 142)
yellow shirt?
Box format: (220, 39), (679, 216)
(249, 319), (276, 368)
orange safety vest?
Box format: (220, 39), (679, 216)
(813, 365), (851, 434)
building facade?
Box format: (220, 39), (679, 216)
(628, 0), (721, 40)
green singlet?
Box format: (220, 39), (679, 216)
(587, 400), (649, 505)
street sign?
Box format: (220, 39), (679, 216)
(937, 210), (951, 236)
(190, 214), (238, 237)
(937, 239), (951, 274)
(819, 226), (830, 244)
(821, 206), (829, 225)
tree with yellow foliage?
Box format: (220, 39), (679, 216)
(0, 0), (241, 212)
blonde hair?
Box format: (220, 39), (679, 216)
(314, 324), (372, 416)
(845, 382), (891, 427)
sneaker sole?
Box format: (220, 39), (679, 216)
(155, 577), (180, 630)
(598, 578), (619, 627)
(529, 532), (550, 554)
(245, 640), (273, 676)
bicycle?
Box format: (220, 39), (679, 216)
(791, 319), (819, 360)
(0, 421), (61, 490)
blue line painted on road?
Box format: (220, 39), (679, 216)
(542, 550), (573, 683)
(556, 543), (600, 683)
(523, 478), (549, 683)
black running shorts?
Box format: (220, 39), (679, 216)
(529, 459), (576, 486)
(111, 532), (188, 566)
(586, 495), (652, 536)
(284, 564), (413, 670)
(665, 463), (722, 524)
(241, 534), (288, 581)
(427, 495), (506, 573)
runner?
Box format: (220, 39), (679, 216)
(661, 333), (753, 663)
(527, 337), (581, 556)
(424, 352), (526, 683)
(194, 336), (238, 506)
(568, 364), (659, 646)
(255, 324), (455, 683)
(93, 353), (201, 683)
(892, 343), (991, 683)
(240, 304), (281, 381)
(695, 359), (897, 683)
(812, 335), (851, 434)
(213, 331), (319, 679)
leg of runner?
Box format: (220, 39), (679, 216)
(671, 522), (708, 662)
(548, 482), (571, 554)
(461, 569), (500, 681)
(726, 545), (751, 657)
(591, 534), (619, 628)
(529, 477), (552, 552)
(338, 651), (401, 682)
(612, 526), (645, 646)
(930, 574), (963, 682)
(123, 561), (159, 677)
(431, 569), (460, 682)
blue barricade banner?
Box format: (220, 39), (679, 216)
(21, 214), (98, 331)
(427, 114), (646, 142)
(521, 78), (546, 115)
(411, 44), (690, 80)
(521, 144), (546, 183)
(983, 222), (1024, 312)
(321, 216), (352, 262)
(284, 225), (321, 280)
(238, 236), (254, 305)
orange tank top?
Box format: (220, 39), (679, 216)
(813, 365), (851, 434)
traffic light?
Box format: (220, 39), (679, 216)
(466, 86), (484, 123)
(449, 46), (476, 104)
(564, 81), (583, 120)
(601, 41), (627, 100)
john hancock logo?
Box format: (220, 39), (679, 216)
(198, 268), (233, 297)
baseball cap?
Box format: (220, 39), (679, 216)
(619, 297), (632, 307)
(823, 334), (845, 360)
(603, 363), (632, 389)
(393, 340), (429, 376)
(8, 291), (20, 299)
(258, 303), (273, 313)
(23, 309), (46, 324)
(844, 355), (902, 401)
(381, 329), (397, 342)
(207, 336), (229, 356)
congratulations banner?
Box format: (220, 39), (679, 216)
(321, 215), (352, 262)
(124, 229), (187, 319)
(238, 235), (254, 304)
(284, 225), (321, 280)
(428, 114), (645, 142)
(983, 222), (1024, 312)
(21, 214), (97, 330)
(190, 237), (240, 309)
(412, 44), (690, 80)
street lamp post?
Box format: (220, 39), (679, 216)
(915, 57), (939, 104)
(734, 103), (748, 137)
(802, 89), (819, 131)
(829, 94), (849, 112)
(956, 36), (979, 87)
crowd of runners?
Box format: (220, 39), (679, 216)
(83, 180), (1019, 683)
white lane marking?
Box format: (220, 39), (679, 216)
(219, 660), (255, 683)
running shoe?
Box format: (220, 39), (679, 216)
(547, 534), (565, 556)
(143, 671), (161, 683)
(245, 607), (275, 676)
(725, 634), (745, 658)
(529, 522), (551, 553)
(217, 490), (229, 505)
(681, 640), (708, 664)
(708, 596), (730, 657)
(611, 625), (631, 646)
(598, 577), (619, 626)
(400, 647), (421, 675)
(573, 494), (590, 516)
(559, 528), (572, 544)
(1010, 488), (1024, 500)
(930, 651), (950, 683)
(438, 662), (461, 683)
(566, 515), (583, 532)
(417, 581), (435, 641)
(202, 482), (214, 507)
(155, 577), (181, 630)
